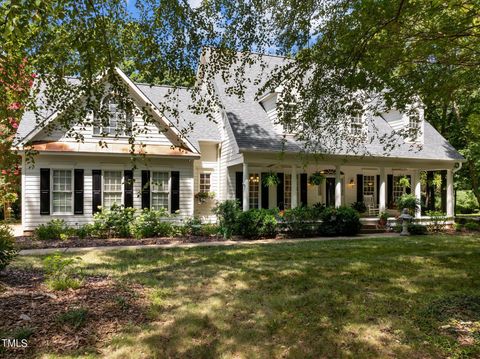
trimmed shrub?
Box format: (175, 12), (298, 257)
(408, 223), (428, 235)
(184, 217), (203, 236)
(200, 223), (219, 236)
(91, 204), (136, 238)
(351, 201), (367, 214)
(156, 221), (175, 237)
(35, 219), (69, 241)
(0, 224), (17, 271)
(130, 208), (169, 239)
(282, 206), (320, 237)
(43, 252), (82, 291)
(396, 194), (420, 215)
(318, 206), (361, 236)
(464, 221), (480, 231)
(238, 209), (278, 239)
(213, 200), (241, 238)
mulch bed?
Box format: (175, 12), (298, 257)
(0, 267), (148, 358)
(15, 235), (227, 250)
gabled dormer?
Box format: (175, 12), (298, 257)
(381, 105), (424, 144)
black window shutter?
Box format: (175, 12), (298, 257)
(40, 168), (50, 215)
(387, 174), (393, 208)
(235, 172), (243, 208)
(376, 175), (380, 206)
(356, 174), (364, 202)
(74, 169), (84, 214)
(300, 173), (308, 207)
(171, 171), (180, 213)
(261, 173), (269, 209)
(276, 172), (284, 210)
(92, 170), (102, 213)
(406, 175), (412, 195)
(141, 170), (150, 209)
(124, 170), (134, 208)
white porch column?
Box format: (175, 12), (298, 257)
(446, 169), (454, 217)
(242, 162), (249, 211)
(291, 166), (298, 208)
(379, 167), (386, 212)
(414, 170), (422, 218)
(335, 165), (342, 208)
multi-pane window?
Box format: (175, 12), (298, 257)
(152, 171), (169, 210)
(350, 115), (364, 136)
(199, 173), (211, 193)
(284, 174), (292, 209)
(103, 170), (122, 208)
(52, 170), (72, 213)
(393, 176), (405, 204)
(363, 175), (375, 197)
(408, 117), (420, 140)
(93, 95), (133, 136)
(249, 173), (259, 209)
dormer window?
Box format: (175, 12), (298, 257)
(407, 116), (420, 141)
(93, 95), (133, 136)
(347, 102), (366, 138)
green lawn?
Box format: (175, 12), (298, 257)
(14, 235), (480, 358)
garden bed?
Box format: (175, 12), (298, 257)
(0, 267), (148, 358)
(15, 234), (226, 250)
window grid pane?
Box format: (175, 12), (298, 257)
(363, 175), (375, 197)
(151, 172), (169, 210)
(249, 173), (259, 209)
(200, 173), (211, 193)
(94, 96), (133, 136)
(52, 170), (72, 213)
(103, 170), (122, 208)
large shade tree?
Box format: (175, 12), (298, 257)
(1, 0), (479, 199)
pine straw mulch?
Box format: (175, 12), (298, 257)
(0, 267), (148, 358)
(15, 235), (226, 250)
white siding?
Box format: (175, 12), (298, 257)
(22, 154), (194, 231)
(261, 94), (284, 135)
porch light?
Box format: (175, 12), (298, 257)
(348, 178), (355, 187)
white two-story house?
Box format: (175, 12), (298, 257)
(15, 52), (465, 233)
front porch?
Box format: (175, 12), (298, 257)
(228, 153), (458, 219)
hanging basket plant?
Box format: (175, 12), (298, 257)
(399, 176), (411, 188)
(194, 191), (216, 203)
(309, 172), (325, 186)
(262, 172), (280, 187)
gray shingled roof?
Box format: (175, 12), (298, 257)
(15, 79), (221, 151)
(212, 53), (465, 162)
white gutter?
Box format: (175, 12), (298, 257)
(453, 161), (463, 173)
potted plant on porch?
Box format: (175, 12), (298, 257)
(308, 172), (325, 186)
(378, 212), (388, 227)
(195, 191), (216, 204)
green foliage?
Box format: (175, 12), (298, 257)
(464, 221), (480, 232)
(426, 210), (448, 233)
(183, 217), (203, 236)
(213, 200), (241, 238)
(454, 223), (464, 232)
(156, 221), (175, 237)
(199, 223), (219, 236)
(130, 208), (170, 239)
(34, 219), (70, 241)
(56, 308), (88, 329)
(262, 172), (280, 187)
(74, 224), (93, 239)
(281, 206), (321, 237)
(308, 172), (325, 186)
(92, 204), (136, 238)
(379, 212), (389, 221)
(456, 190), (479, 214)
(408, 224), (428, 235)
(238, 209), (278, 239)
(0, 223), (17, 271)
(398, 176), (411, 188)
(43, 253), (82, 291)
(318, 206), (361, 236)
(396, 194), (420, 215)
(351, 201), (367, 214)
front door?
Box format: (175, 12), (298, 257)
(326, 178), (335, 207)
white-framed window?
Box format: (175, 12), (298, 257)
(393, 175), (405, 203)
(151, 171), (169, 210)
(103, 170), (123, 208)
(349, 115), (364, 136)
(249, 173), (259, 209)
(93, 95), (133, 136)
(52, 169), (73, 214)
(363, 175), (375, 197)
(407, 116), (420, 141)
(284, 174), (292, 209)
(199, 173), (211, 193)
